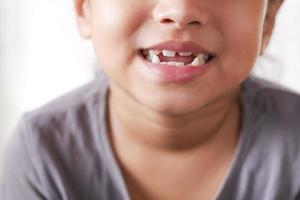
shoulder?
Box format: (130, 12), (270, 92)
(242, 76), (300, 171)
(19, 72), (110, 160)
(23, 72), (108, 138)
(14, 72), (109, 167)
(242, 76), (300, 155)
(27, 72), (108, 122)
(0, 73), (110, 199)
(242, 76), (300, 141)
(12, 71), (109, 155)
(237, 77), (300, 196)
(243, 76), (300, 124)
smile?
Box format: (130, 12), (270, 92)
(137, 41), (215, 83)
(140, 49), (214, 67)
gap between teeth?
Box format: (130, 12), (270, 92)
(150, 54), (206, 67)
(146, 49), (201, 57)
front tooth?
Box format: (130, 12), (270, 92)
(191, 55), (205, 66)
(179, 52), (193, 56)
(151, 54), (161, 64)
(162, 50), (176, 57)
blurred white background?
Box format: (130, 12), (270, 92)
(0, 0), (96, 160)
(0, 0), (300, 161)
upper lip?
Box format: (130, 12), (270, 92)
(142, 40), (213, 54)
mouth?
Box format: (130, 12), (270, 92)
(137, 41), (216, 82)
(139, 49), (214, 67)
(138, 40), (216, 68)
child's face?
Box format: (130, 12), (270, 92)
(76, 0), (282, 115)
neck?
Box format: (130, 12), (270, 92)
(107, 83), (241, 155)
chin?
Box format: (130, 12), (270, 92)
(138, 94), (202, 116)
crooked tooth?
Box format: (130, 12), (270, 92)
(179, 52), (193, 56)
(162, 50), (176, 57)
(149, 49), (160, 58)
(191, 57), (200, 66)
(191, 54), (205, 66)
(151, 54), (161, 64)
(197, 53), (205, 59)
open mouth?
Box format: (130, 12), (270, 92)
(139, 49), (215, 67)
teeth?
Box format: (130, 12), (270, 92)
(162, 50), (176, 57)
(162, 62), (185, 67)
(149, 49), (160, 58)
(151, 54), (161, 64)
(174, 62), (185, 67)
(203, 54), (210, 61)
(144, 49), (211, 67)
(179, 52), (193, 56)
(191, 54), (206, 66)
(197, 54), (205, 59)
(151, 57), (185, 67)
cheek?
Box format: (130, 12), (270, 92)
(90, 1), (143, 69)
(92, 0), (149, 81)
(216, 3), (266, 81)
(90, 1), (146, 46)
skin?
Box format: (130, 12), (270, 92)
(75, 0), (283, 199)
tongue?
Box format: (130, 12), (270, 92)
(158, 54), (195, 65)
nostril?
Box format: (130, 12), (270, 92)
(160, 18), (201, 27)
(188, 21), (201, 26)
(161, 18), (174, 24)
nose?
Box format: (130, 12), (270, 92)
(152, 0), (209, 29)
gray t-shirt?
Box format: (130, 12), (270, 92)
(1, 73), (300, 200)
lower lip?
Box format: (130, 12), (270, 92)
(140, 56), (211, 83)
